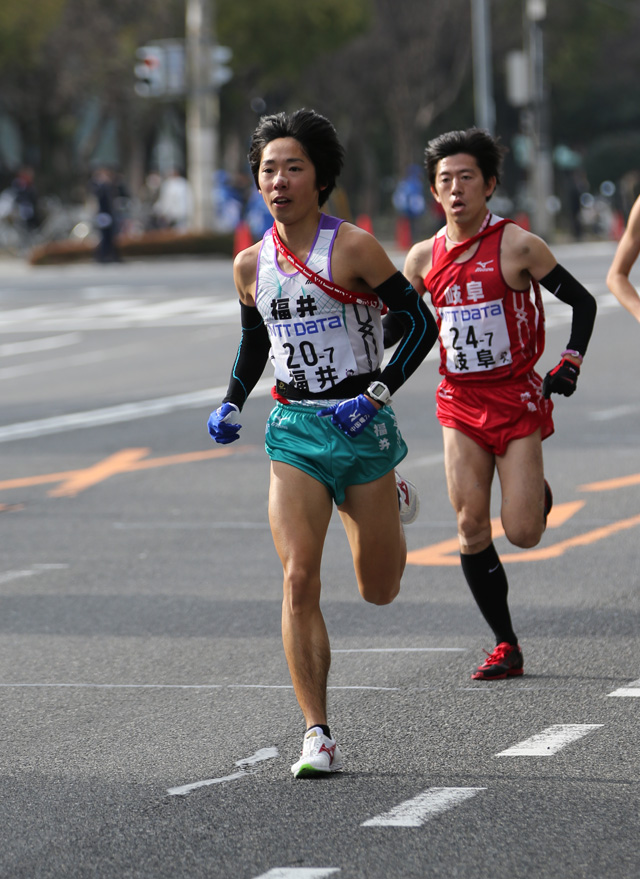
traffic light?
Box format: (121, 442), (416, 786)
(210, 45), (233, 88)
(134, 46), (166, 97)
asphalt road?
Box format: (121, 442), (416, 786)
(0, 241), (638, 879)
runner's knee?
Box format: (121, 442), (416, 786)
(456, 510), (492, 554)
(503, 517), (543, 549)
(360, 574), (401, 606)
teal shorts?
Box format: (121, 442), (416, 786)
(265, 400), (408, 506)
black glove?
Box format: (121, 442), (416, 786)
(542, 357), (580, 398)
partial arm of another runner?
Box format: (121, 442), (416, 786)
(501, 224), (597, 398)
(606, 195), (640, 323)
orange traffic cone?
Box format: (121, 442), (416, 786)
(611, 210), (625, 241)
(356, 214), (374, 235)
(395, 216), (412, 250)
(233, 221), (253, 257)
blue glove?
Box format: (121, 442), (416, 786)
(207, 402), (241, 444)
(317, 394), (379, 437)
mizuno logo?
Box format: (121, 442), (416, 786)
(320, 742), (336, 762)
(476, 260), (494, 272)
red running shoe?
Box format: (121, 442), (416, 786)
(471, 642), (524, 680)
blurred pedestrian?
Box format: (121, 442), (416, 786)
(91, 166), (122, 263)
(393, 164), (426, 244)
(606, 194), (640, 321)
(152, 168), (192, 230)
(10, 166), (40, 237)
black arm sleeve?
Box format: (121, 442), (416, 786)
(539, 264), (597, 356)
(222, 302), (271, 410)
(374, 271), (439, 396)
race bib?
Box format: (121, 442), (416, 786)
(268, 317), (359, 393)
(439, 301), (512, 374)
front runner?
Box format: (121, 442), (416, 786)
(391, 127), (597, 680)
(207, 109), (438, 776)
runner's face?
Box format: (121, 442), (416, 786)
(431, 154), (496, 223)
(258, 137), (322, 222)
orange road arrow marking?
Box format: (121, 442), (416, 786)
(579, 472), (640, 492)
(407, 500), (597, 566)
(0, 446), (247, 499)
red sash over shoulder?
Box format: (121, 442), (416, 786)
(271, 222), (384, 311)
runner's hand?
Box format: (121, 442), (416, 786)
(317, 394), (378, 437)
(542, 358), (580, 398)
(207, 403), (241, 444)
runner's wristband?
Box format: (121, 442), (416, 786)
(561, 349), (583, 365)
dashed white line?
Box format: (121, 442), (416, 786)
(608, 678), (640, 697)
(332, 647), (465, 653)
(167, 747), (278, 796)
(362, 787), (485, 827)
(252, 870), (340, 879)
(495, 724), (603, 757)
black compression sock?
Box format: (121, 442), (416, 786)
(460, 544), (518, 646)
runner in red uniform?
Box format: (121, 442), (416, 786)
(388, 128), (597, 679)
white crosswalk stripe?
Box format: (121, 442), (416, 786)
(608, 678), (640, 697)
(361, 787), (485, 827)
(0, 296), (239, 331)
(495, 724), (603, 757)
(252, 870), (340, 879)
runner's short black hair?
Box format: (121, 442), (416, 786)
(248, 108), (344, 207)
(424, 128), (506, 189)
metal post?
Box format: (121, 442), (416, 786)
(186, 0), (216, 231)
(526, 0), (553, 239)
(471, 0), (495, 133)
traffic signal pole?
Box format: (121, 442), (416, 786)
(186, 0), (216, 231)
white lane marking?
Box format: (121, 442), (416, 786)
(167, 747), (278, 796)
(0, 348), (113, 380)
(362, 787), (485, 827)
(0, 378), (274, 442)
(608, 678), (640, 697)
(412, 452), (445, 468)
(333, 647), (465, 653)
(0, 297), (239, 330)
(253, 870), (340, 879)
(590, 402), (640, 421)
(0, 563), (68, 585)
(0, 332), (81, 357)
(0, 683), (225, 690)
(495, 724), (603, 756)
(252, 870), (340, 879)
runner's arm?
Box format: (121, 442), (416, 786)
(539, 264), (597, 358)
(221, 302), (271, 410)
(374, 271), (438, 395)
(383, 241), (433, 348)
(606, 196), (640, 322)
(507, 226), (596, 360)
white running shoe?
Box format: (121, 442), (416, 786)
(396, 472), (420, 525)
(291, 728), (343, 778)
